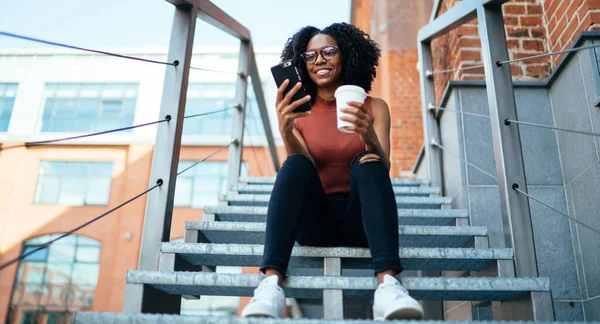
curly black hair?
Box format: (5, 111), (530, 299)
(280, 22), (381, 101)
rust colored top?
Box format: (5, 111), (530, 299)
(295, 96), (372, 194)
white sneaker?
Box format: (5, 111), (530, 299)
(241, 275), (286, 318)
(373, 274), (424, 321)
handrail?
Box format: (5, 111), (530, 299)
(165, 0), (250, 41)
(136, 0), (278, 275)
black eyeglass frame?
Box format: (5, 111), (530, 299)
(300, 46), (339, 64)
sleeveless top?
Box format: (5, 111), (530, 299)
(295, 96), (373, 194)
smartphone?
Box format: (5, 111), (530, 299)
(270, 60), (312, 113)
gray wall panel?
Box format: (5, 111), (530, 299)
(528, 186), (580, 300)
(440, 91), (466, 198)
(467, 186), (504, 248)
(585, 296), (600, 321)
(515, 88), (563, 185)
(570, 161), (600, 298)
(577, 40), (600, 161)
(550, 54), (599, 183)
(459, 88), (497, 186)
(553, 301), (585, 321)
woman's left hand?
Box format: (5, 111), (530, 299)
(340, 101), (378, 146)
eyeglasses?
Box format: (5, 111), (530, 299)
(300, 46), (339, 64)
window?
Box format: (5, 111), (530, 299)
(0, 83), (18, 132)
(174, 161), (247, 208)
(7, 235), (101, 324)
(183, 83), (264, 136)
(34, 161), (113, 206)
(41, 83), (137, 133)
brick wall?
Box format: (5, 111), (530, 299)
(542, 0), (600, 65)
(431, 0), (600, 104)
(431, 0), (551, 103)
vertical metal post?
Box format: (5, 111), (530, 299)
(323, 257), (344, 319)
(477, 3), (554, 320)
(418, 41), (443, 190)
(417, 40), (444, 321)
(137, 5), (197, 271)
(227, 41), (250, 191)
(476, 2), (538, 279)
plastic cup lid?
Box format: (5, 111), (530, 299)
(334, 85), (366, 96)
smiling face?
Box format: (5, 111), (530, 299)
(303, 34), (343, 89)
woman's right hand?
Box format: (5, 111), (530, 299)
(276, 79), (311, 136)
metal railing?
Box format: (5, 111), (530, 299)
(136, 0), (279, 274)
(0, 0), (278, 293)
(417, 0), (553, 321)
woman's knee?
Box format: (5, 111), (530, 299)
(282, 154), (316, 171)
(351, 151), (383, 168)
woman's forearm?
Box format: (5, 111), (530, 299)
(282, 129), (312, 159)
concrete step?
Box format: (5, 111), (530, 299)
(232, 184), (441, 196)
(125, 271), (550, 301)
(187, 221), (486, 248)
(162, 242), (513, 271)
(220, 194), (452, 209)
(73, 313), (566, 324)
(240, 176), (430, 187)
(203, 206), (468, 226)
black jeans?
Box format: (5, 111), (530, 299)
(260, 152), (403, 276)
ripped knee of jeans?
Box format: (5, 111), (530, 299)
(359, 153), (381, 164)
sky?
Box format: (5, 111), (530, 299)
(0, 0), (351, 49)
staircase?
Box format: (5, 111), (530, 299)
(73, 176), (557, 323)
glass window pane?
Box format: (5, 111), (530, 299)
(101, 84), (123, 98)
(78, 98), (100, 118)
(174, 177), (193, 206)
(54, 99), (77, 117)
(72, 264), (99, 286)
(22, 266), (46, 284)
(57, 177), (86, 206)
(56, 84), (78, 97)
(22, 246), (48, 262)
(177, 162), (193, 174)
(65, 162), (87, 176)
(41, 83), (137, 133)
(36, 161), (113, 206)
(77, 236), (101, 247)
(26, 235), (54, 245)
(47, 244), (75, 263)
(88, 162), (113, 176)
(192, 190), (217, 208)
(76, 247), (100, 263)
(85, 178), (111, 205)
(35, 176), (60, 204)
(101, 100), (122, 116)
(46, 263), (73, 284)
(11, 235), (102, 316)
(39, 161), (60, 175)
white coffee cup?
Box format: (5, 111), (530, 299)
(334, 85), (367, 133)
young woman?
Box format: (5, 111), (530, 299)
(241, 22), (424, 321)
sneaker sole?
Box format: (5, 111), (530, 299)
(384, 306), (424, 320)
(241, 306), (282, 318)
(374, 299), (425, 321)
